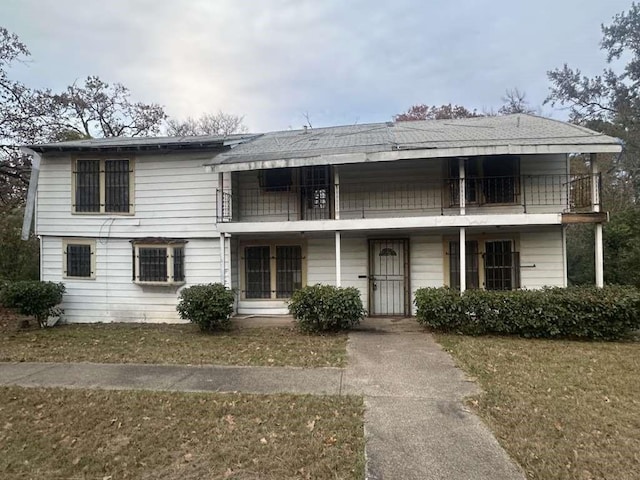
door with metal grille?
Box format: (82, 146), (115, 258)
(369, 239), (408, 316)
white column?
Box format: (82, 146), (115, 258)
(335, 231), (342, 287)
(595, 223), (604, 288)
(459, 158), (466, 215)
(561, 226), (568, 287)
(334, 166), (340, 220)
(459, 227), (466, 292)
(590, 154), (600, 212)
(219, 233), (227, 287)
(216, 172), (224, 221)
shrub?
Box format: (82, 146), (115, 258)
(288, 284), (366, 333)
(177, 283), (235, 332)
(414, 285), (640, 340)
(1, 281), (65, 328)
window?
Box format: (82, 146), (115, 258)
(73, 158), (133, 213)
(448, 156), (520, 206)
(259, 168), (292, 192)
(132, 241), (185, 285)
(302, 166), (330, 212)
(63, 240), (95, 279)
(243, 243), (303, 299)
(447, 238), (520, 291)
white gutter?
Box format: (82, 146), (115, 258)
(20, 147), (41, 240)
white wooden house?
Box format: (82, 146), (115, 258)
(22, 114), (621, 322)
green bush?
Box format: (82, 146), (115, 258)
(177, 283), (235, 332)
(288, 284), (366, 333)
(414, 286), (640, 340)
(1, 281), (65, 328)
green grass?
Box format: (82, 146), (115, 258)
(0, 323), (347, 367)
(435, 334), (640, 480)
(0, 386), (364, 479)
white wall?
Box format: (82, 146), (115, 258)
(42, 236), (221, 323)
(37, 153), (221, 238)
(519, 226), (565, 289)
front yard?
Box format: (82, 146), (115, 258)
(0, 322), (347, 367)
(0, 386), (364, 479)
(436, 334), (640, 480)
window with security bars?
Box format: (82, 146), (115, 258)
(245, 246), (271, 298)
(448, 240), (480, 290)
(484, 241), (520, 291)
(74, 159), (132, 213)
(276, 246), (302, 298)
(133, 243), (185, 284)
(65, 242), (94, 278)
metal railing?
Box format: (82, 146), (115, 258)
(216, 173), (601, 222)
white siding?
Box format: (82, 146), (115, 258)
(519, 226), (565, 289)
(410, 235), (445, 314)
(43, 236), (222, 323)
(37, 153), (221, 238)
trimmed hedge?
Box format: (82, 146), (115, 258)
(177, 283), (235, 332)
(288, 284), (366, 333)
(414, 286), (640, 340)
(1, 281), (65, 328)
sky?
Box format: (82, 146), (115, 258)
(1, 0), (634, 132)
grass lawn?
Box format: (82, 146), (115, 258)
(0, 386), (364, 479)
(435, 334), (640, 480)
(0, 323), (347, 367)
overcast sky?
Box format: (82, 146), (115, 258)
(1, 0), (633, 132)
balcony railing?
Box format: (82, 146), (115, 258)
(216, 173), (600, 223)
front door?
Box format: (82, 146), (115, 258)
(369, 239), (409, 316)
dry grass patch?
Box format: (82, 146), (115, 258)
(435, 334), (640, 480)
(0, 323), (347, 367)
(0, 386), (364, 479)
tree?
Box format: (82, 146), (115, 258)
(394, 103), (481, 121)
(498, 88), (536, 115)
(165, 112), (248, 136)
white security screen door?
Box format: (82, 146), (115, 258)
(369, 239), (408, 316)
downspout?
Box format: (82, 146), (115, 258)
(20, 147), (41, 241)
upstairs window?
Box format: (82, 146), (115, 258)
(259, 168), (292, 192)
(74, 159), (133, 213)
(63, 239), (96, 279)
(132, 240), (185, 285)
(448, 156), (520, 206)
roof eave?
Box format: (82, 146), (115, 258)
(208, 142), (624, 173)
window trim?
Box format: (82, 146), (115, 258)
(239, 239), (307, 300)
(443, 235), (520, 291)
(71, 157), (135, 215)
(132, 240), (186, 286)
(62, 239), (96, 280)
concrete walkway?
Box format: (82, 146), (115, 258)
(343, 319), (525, 480)
(0, 318), (525, 480)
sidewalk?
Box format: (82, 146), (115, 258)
(0, 319), (525, 480)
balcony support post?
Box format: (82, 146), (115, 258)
(334, 167), (340, 220)
(595, 223), (604, 288)
(335, 231), (342, 287)
(459, 227), (466, 293)
(217, 172), (224, 222)
(591, 154), (600, 213)
(459, 158), (466, 215)
(219, 233), (227, 287)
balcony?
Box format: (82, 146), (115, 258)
(217, 174), (600, 223)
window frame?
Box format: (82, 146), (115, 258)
(132, 240), (186, 286)
(444, 235), (520, 291)
(72, 157), (135, 215)
(239, 240), (306, 300)
(62, 239), (96, 280)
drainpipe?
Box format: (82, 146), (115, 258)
(20, 148), (41, 241)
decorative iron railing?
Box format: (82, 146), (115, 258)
(216, 173), (601, 222)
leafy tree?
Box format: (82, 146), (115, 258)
(165, 112), (248, 136)
(0, 207), (39, 281)
(394, 103), (481, 121)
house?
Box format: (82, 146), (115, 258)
(22, 114), (621, 322)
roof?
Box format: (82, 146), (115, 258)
(27, 133), (259, 153)
(208, 114), (622, 172)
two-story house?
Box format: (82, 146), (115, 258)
(23, 114), (621, 322)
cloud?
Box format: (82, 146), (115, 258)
(2, 0), (633, 131)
